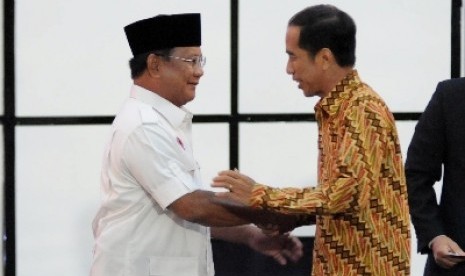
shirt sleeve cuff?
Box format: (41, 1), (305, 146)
(250, 184), (268, 208)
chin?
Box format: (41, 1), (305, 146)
(302, 87), (323, 98)
(188, 92), (196, 102)
(183, 90), (196, 102)
(303, 90), (316, 98)
(183, 95), (195, 106)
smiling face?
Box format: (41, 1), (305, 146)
(158, 47), (204, 106)
(285, 26), (326, 98)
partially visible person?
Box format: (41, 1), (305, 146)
(90, 13), (303, 276)
(405, 78), (465, 275)
(212, 4), (411, 275)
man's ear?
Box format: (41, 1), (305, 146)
(316, 48), (334, 70)
(147, 53), (160, 74)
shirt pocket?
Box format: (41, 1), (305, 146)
(168, 160), (201, 191)
(149, 256), (199, 276)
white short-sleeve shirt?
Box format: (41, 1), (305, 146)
(91, 85), (214, 276)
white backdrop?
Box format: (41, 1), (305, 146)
(13, 0), (453, 275)
(16, 0), (231, 116)
(239, 0), (450, 113)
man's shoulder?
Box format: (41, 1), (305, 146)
(138, 104), (160, 124)
(348, 84), (388, 110)
(435, 77), (465, 102)
(440, 77), (465, 86)
(113, 99), (161, 129)
(438, 77), (465, 92)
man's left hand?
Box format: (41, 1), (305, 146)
(212, 170), (255, 205)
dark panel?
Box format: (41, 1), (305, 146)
(212, 237), (314, 276)
(4, 0), (16, 275)
(451, 0), (462, 78)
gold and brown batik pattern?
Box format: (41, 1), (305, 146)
(250, 70), (411, 275)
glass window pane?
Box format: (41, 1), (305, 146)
(16, 125), (109, 276)
(239, 0), (450, 113)
(16, 0), (230, 116)
(192, 123), (229, 189)
(239, 122), (318, 236)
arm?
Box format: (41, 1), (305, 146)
(405, 85), (446, 253)
(406, 82), (465, 268)
(123, 123), (307, 229)
(214, 100), (390, 216)
(119, 123), (269, 227)
(170, 190), (313, 231)
(168, 190), (249, 226)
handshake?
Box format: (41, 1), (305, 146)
(212, 169), (315, 235)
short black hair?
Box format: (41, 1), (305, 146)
(288, 4), (356, 67)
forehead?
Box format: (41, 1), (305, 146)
(285, 26), (301, 46)
(286, 25), (309, 57)
(285, 26), (306, 57)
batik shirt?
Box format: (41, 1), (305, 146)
(250, 70), (411, 275)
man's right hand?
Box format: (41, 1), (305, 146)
(430, 235), (465, 269)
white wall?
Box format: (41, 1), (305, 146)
(13, 0), (454, 275)
(239, 0), (450, 113)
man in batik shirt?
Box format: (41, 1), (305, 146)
(213, 5), (411, 276)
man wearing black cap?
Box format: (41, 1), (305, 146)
(90, 13), (303, 276)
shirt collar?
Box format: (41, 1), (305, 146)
(130, 85), (193, 128)
(316, 69), (362, 116)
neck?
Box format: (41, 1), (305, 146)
(321, 67), (353, 97)
(134, 75), (176, 105)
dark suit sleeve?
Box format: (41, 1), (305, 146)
(405, 82), (446, 254)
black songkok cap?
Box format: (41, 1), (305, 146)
(124, 13), (201, 56)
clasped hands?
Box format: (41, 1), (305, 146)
(212, 169), (288, 236)
(212, 170), (303, 264)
